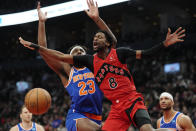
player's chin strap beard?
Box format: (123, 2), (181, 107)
(162, 106), (172, 111)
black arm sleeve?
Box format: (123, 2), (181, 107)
(116, 42), (166, 64)
(141, 42), (165, 58)
(73, 55), (94, 72)
(116, 47), (136, 64)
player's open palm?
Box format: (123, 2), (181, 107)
(37, 2), (47, 22)
(19, 37), (35, 50)
(164, 27), (185, 47)
(85, 0), (99, 21)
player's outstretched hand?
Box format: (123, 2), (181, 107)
(164, 27), (186, 47)
(37, 2), (47, 22)
(19, 37), (35, 50)
(84, 0), (99, 21)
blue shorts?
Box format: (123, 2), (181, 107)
(66, 109), (101, 131)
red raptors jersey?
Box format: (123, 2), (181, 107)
(93, 49), (140, 104)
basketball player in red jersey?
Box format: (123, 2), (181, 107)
(36, 1), (116, 130)
(18, 8), (185, 131)
(157, 92), (196, 131)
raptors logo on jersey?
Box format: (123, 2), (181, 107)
(93, 49), (138, 104)
(95, 63), (131, 85)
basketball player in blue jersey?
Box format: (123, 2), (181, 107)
(65, 45), (103, 130)
(157, 92), (196, 131)
(35, 1), (116, 130)
(9, 105), (45, 131)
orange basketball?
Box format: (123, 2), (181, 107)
(25, 88), (51, 115)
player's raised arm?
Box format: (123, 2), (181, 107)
(37, 2), (71, 84)
(19, 37), (74, 64)
(116, 27), (186, 64)
(37, 2), (47, 47)
(138, 27), (186, 59)
(85, 0), (117, 48)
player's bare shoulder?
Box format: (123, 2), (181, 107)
(9, 125), (18, 131)
(178, 113), (195, 130)
(36, 123), (45, 131)
(178, 113), (191, 123)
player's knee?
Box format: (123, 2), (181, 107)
(89, 124), (101, 131)
(134, 109), (152, 128)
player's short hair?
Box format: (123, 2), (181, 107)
(20, 105), (26, 114)
(95, 30), (113, 48)
(67, 44), (88, 54)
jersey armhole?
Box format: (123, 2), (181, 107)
(64, 68), (74, 88)
(157, 118), (161, 128)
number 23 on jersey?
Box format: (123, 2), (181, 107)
(78, 80), (96, 96)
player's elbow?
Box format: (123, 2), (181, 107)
(38, 42), (47, 48)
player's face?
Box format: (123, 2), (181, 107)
(70, 46), (86, 56)
(159, 96), (174, 110)
(20, 107), (32, 122)
(93, 32), (109, 52)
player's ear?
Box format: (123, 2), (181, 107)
(171, 101), (174, 106)
(106, 41), (111, 47)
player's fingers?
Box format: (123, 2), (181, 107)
(24, 45), (29, 48)
(178, 34), (186, 39)
(177, 39), (184, 42)
(177, 29), (185, 36)
(174, 27), (182, 34)
(24, 45), (34, 50)
(45, 12), (47, 17)
(19, 37), (23, 41)
(87, 0), (90, 8)
(19, 37), (28, 45)
(96, 1), (98, 7)
(37, 1), (41, 10)
(89, 0), (94, 6)
(167, 28), (171, 36)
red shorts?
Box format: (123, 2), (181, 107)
(102, 96), (147, 131)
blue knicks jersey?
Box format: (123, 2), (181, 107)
(17, 122), (36, 131)
(160, 112), (184, 131)
(65, 67), (103, 115)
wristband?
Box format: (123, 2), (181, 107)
(29, 43), (40, 51)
